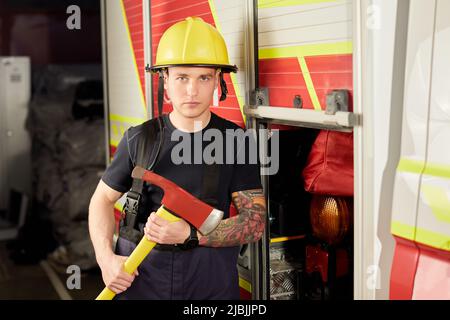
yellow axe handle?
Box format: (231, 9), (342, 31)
(96, 206), (180, 300)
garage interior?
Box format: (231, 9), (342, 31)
(0, 0), (105, 299)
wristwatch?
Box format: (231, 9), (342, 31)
(181, 224), (199, 250)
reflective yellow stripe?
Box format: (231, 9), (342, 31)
(110, 139), (120, 148)
(259, 42), (353, 59)
(391, 220), (450, 252)
(396, 158), (450, 246)
(298, 57), (322, 110)
(415, 228), (450, 252)
(111, 123), (119, 138)
(110, 113), (145, 126)
(119, 0), (147, 114)
(259, 42), (352, 112)
(397, 158), (424, 175)
(258, 0), (340, 9)
(397, 157), (450, 179)
(109, 114), (144, 148)
(271, 235), (306, 243)
(424, 163), (450, 179)
(239, 277), (252, 292)
(114, 203), (124, 212)
(207, 0), (246, 124)
(391, 220), (415, 241)
(422, 185), (450, 224)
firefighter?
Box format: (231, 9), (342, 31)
(88, 17), (266, 299)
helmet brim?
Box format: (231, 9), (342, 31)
(147, 63), (238, 73)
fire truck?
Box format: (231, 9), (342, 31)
(99, 0), (450, 300)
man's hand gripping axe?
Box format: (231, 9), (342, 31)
(96, 166), (223, 300)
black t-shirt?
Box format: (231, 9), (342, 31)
(102, 112), (262, 219)
(101, 112), (262, 299)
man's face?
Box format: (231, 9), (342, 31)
(164, 66), (219, 119)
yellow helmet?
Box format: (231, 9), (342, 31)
(149, 16), (237, 73)
(147, 17), (237, 115)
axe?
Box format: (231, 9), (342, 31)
(96, 166), (223, 300)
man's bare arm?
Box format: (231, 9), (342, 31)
(89, 180), (139, 293)
(199, 189), (266, 247)
(88, 180), (123, 266)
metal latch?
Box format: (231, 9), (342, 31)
(250, 87), (269, 107)
(293, 95), (303, 109)
(122, 191), (141, 226)
(326, 89), (349, 115)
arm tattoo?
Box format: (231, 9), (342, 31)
(199, 189), (266, 247)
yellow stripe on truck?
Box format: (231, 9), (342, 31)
(259, 41), (353, 59)
(421, 185), (450, 224)
(424, 163), (450, 179)
(397, 157), (450, 179)
(109, 113), (146, 148)
(258, 0), (340, 9)
(391, 220), (450, 252)
(119, 0), (147, 114)
(110, 113), (145, 126)
(114, 203), (124, 212)
(239, 277), (252, 293)
(298, 56), (322, 111)
(391, 220), (415, 241)
(397, 158), (424, 175)
(395, 158), (450, 249)
(207, 0), (246, 124)
(271, 234), (306, 243)
(258, 42), (352, 111)
(415, 228), (450, 252)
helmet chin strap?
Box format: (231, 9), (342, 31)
(157, 70), (165, 116)
(219, 72), (228, 101)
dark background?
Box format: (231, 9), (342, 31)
(0, 0), (101, 64)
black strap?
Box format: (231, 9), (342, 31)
(157, 71), (164, 116)
(121, 117), (165, 243)
(131, 116), (165, 194)
(219, 72), (228, 101)
(121, 117), (165, 241)
(199, 117), (224, 208)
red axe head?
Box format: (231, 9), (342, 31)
(131, 166), (223, 235)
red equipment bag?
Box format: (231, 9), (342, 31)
(302, 130), (354, 196)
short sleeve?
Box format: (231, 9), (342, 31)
(229, 132), (262, 193)
(101, 129), (134, 193)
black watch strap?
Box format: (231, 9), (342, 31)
(186, 224), (198, 241)
(181, 225), (199, 250)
